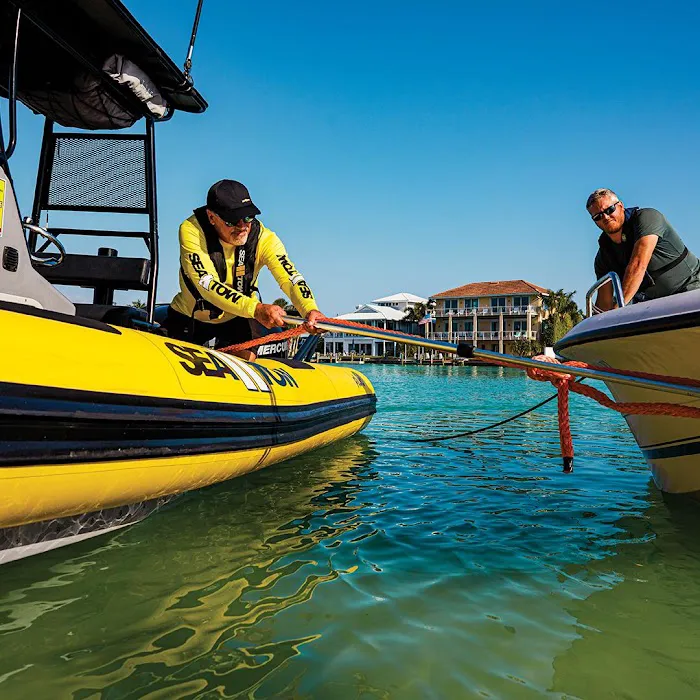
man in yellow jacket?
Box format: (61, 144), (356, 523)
(164, 179), (323, 359)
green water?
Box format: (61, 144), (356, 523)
(2, 365), (700, 699)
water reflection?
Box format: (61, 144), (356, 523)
(0, 435), (379, 699)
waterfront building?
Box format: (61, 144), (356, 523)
(319, 293), (427, 356)
(371, 292), (428, 313)
(429, 280), (549, 354)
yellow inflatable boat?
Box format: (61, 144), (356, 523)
(0, 304), (375, 563)
(0, 0), (375, 563)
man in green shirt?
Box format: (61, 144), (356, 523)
(587, 188), (700, 311)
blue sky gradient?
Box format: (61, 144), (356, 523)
(7, 0), (700, 313)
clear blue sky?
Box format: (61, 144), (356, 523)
(7, 0), (700, 314)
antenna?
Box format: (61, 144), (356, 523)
(182, 0), (205, 87)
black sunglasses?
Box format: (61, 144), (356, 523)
(591, 202), (620, 222)
(222, 215), (255, 226)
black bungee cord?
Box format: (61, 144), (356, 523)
(408, 379), (585, 443)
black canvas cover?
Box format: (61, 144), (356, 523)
(0, 0), (207, 128)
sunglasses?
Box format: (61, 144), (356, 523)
(221, 215), (255, 226)
(591, 202), (620, 222)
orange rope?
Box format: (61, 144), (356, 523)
(217, 324), (307, 354)
(219, 317), (700, 472)
(217, 314), (417, 354)
(484, 357), (700, 472)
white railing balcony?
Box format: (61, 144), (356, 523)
(437, 308), (468, 317)
(432, 330), (538, 341)
(505, 305), (536, 315)
(437, 308), (479, 317)
(431, 331), (474, 340)
(437, 305), (537, 317)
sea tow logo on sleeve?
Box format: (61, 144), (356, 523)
(296, 279), (313, 299)
(189, 252), (242, 303)
(290, 272), (312, 298)
(189, 252), (207, 278)
(198, 273), (213, 290)
(277, 255), (313, 299)
(277, 254), (297, 277)
(210, 279), (242, 303)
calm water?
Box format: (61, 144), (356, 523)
(2, 365), (700, 699)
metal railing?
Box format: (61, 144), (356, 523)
(436, 305), (536, 317)
(431, 331), (537, 341)
(585, 271), (625, 317)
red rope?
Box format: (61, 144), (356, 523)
(484, 357), (700, 472)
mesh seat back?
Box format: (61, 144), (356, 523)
(43, 134), (148, 213)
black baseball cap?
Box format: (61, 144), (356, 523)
(206, 179), (261, 223)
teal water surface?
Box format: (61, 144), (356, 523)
(2, 365), (700, 699)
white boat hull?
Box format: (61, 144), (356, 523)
(556, 290), (700, 494)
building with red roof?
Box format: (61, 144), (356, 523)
(429, 280), (550, 353)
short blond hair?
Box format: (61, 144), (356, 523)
(586, 188), (619, 209)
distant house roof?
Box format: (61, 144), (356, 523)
(372, 292), (428, 304)
(337, 303), (407, 322)
(431, 280), (549, 298)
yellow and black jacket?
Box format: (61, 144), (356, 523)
(171, 208), (318, 323)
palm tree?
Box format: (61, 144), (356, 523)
(543, 289), (583, 322)
(403, 302), (427, 323)
(539, 289), (583, 346)
(130, 299), (146, 309)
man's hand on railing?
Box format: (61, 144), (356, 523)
(304, 309), (324, 335)
(254, 302), (287, 329)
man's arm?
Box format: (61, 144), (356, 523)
(261, 230), (320, 318)
(622, 235), (658, 303)
(593, 251), (614, 311)
(595, 283), (614, 311)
